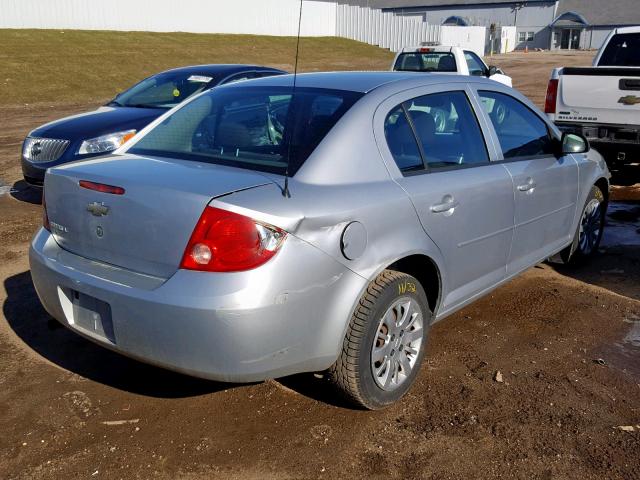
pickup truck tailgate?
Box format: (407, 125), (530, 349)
(559, 67), (640, 125)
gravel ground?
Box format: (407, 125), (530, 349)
(0, 50), (639, 480)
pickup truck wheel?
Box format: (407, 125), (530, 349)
(329, 270), (431, 410)
(562, 185), (606, 264)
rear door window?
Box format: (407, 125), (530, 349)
(406, 91), (489, 169)
(478, 91), (555, 159)
(384, 91), (489, 173)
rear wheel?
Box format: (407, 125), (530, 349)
(329, 270), (431, 410)
(561, 185), (606, 264)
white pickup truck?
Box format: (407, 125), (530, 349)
(546, 26), (640, 168)
(391, 45), (513, 87)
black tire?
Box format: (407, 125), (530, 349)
(329, 270), (431, 410)
(560, 185), (606, 264)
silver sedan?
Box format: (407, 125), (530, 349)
(30, 72), (610, 409)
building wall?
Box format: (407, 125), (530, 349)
(588, 27), (614, 50)
(500, 26), (517, 53)
(392, 2), (557, 49)
(516, 25), (552, 50)
(0, 0), (337, 36)
(335, 4), (486, 55)
(550, 26), (615, 51)
(440, 25), (487, 56)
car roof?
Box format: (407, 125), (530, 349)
(160, 64), (286, 76)
(220, 71), (486, 93)
(615, 26), (640, 34)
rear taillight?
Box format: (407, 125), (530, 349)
(180, 206), (287, 272)
(42, 186), (50, 232)
(544, 79), (559, 114)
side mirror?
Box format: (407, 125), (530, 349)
(486, 66), (499, 77)
(561, 132), (589, 154)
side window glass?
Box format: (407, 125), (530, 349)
(384, 106), (423, 173)
(478, 91), (554, 159)
(464, 51), (486, 76)
(405, 91), (489, 169)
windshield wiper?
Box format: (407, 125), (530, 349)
(106, 100), (124, 107)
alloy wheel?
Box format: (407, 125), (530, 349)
(371, 297), (424, 391)
(578, 198), (602, 255)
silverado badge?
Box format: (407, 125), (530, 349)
(618, 95), (640, 106)
(87, 202), (109, 217)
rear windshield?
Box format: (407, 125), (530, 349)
(393, 52), (457, 72)
(128, 86), (363, 175)
(599, 33), (640, 66)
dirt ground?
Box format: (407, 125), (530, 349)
(1, 50), (639, 480)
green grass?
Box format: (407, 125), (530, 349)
(0, 29), (394, 107)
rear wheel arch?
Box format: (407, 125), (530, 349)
(329, 269), (432, 409)
(387, 254), (442, 316)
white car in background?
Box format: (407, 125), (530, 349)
(392, 45), (513, 87)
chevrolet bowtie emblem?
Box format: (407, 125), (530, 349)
(87, 202), (109, 217)
(618, 95), (640, 106)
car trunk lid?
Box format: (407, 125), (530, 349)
(44, 154), (273, 278)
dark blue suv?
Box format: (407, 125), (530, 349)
(21, 64), (285, 186)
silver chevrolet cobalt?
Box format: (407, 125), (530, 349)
(30, 72), (609, 409)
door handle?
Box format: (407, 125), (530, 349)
(430, 196), (459, 214)
(517, 178), (536, 193)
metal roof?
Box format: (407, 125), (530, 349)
(341, 0), (640, 26)
(359, 0), (552, 7)
(555, 0), (640, 27)
(336, 0), (640, 26)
